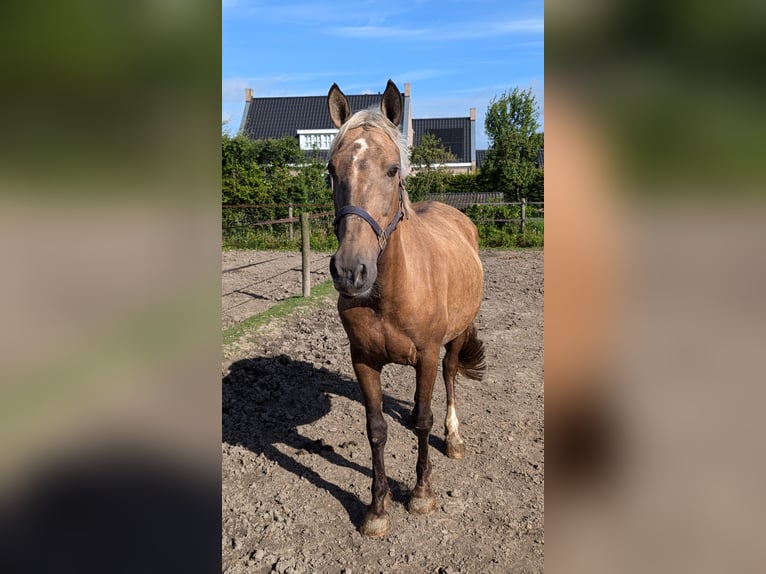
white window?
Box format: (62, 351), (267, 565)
(297, 129), (339, 151)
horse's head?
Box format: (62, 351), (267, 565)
(326, 80), (410, 299)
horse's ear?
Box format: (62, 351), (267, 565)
(328, 83), (351, 128)
(380, 79), (402, 127)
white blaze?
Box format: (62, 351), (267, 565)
(352, 137), (368, 162)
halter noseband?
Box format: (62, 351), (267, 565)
(333, 179), (406, 252)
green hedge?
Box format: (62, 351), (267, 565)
(467, 203), (544, 248)
(222, 207), (338, 251)
(223, 205), (543, 251)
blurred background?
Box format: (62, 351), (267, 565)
(1, 1), (765, 572)
(0, 2), (221, 572)
(545, 0), (766, 572)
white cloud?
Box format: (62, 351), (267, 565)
(394, 69), (451, 83)
(222, 111), (233, 132)
(222, 77), (252, 103)
(491, 19), (544, 34)
(335, 17), (543, 41)
(336, 25), (429, 39)
(222, 72), (345, 102)
(440, 18), (543, 39)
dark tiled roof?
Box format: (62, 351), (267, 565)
(242, 93), (404, 140)
(426, 192), (505, 211)
(476, 149), (487, 169)
(412, 117), (472, 163)
(536, 148), (544, 169)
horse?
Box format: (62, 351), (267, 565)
(326, 79), (486, 537)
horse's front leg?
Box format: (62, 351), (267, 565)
(409, 347), (439, 514)
(352, 355), (391, 537)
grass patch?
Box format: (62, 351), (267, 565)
(223, 279), (337, 347)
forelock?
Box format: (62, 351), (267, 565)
(330, 108), (410, 177)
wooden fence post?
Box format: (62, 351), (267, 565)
(300, 211), (311, 297)
(288, 204), (294, 242)
(520, 197), (527, 234)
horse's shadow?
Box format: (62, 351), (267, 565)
(222, 354), (425, 529)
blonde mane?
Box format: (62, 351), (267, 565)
(330, 108), (410, 178)
(330, 107), (413, 214)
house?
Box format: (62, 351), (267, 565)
(239, 85), (410, 162)
(412, 109), (476, 173)
(475, 149), (487, 170)
(238, 83), (477, 172)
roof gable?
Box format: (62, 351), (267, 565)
(242, 93), (404, 141)
(412, 117), (472, 163)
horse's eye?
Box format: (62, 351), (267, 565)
(387, 165), (399, 177)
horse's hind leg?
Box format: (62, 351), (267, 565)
(443, 333), (467, 459)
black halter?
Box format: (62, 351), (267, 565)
(333, 179), (406, 252)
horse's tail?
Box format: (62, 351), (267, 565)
(458, 323), (486, 381)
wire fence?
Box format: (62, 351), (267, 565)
(222, 252), (332, 317)
(222, 199), (544, 251)
(221, 199), (544, 317)
(223, 203), (336, 251)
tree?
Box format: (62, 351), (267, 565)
(481, 87), (542, 202)
(406, 133), (457, 202)
(253, 137), (303, 205)
(252, 136), (303, 167)
(526, 168), (545, 202)
(221, 134), (307, 205)
(445, 172), (482, 194)
(288, 156), (332, 205)
(221, 133), (268, 205)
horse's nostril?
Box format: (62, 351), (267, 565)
(330, 254), (372, 294)
(355, 263), (367, 287)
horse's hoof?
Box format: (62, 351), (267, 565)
(446, 439), (466, 459)
(408, 494), (437, 515)
(360, 512), (391, 538)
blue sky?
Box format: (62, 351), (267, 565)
(222, 0), (543, 149)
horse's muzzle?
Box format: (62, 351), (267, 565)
(330, 254), (376, 297)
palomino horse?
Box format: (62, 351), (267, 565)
(327, 80), (486, 537)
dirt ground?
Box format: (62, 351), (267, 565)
(222, 250), (544, 574)
(222, 251), (333, 330)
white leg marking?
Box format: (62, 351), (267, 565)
(445, 404), (460, 436)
